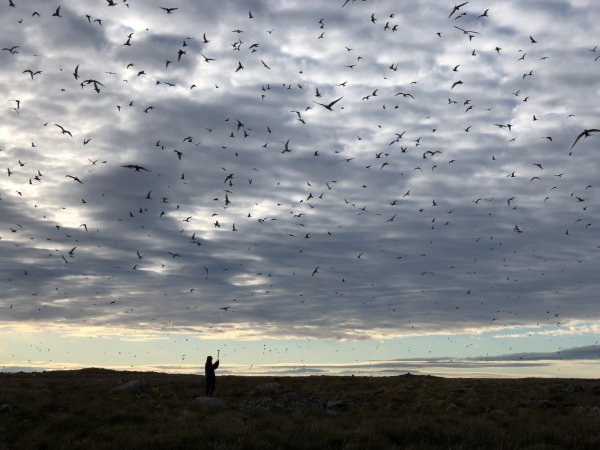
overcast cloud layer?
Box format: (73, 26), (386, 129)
(1, 0), (600, 347)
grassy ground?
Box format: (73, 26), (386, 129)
(1, 369), (600, 449)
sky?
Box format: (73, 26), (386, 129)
(1, 0), (600, 377)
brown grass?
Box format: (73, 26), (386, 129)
(1, 369), (600, 449)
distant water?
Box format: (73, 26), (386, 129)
(3, 359), (600, 378)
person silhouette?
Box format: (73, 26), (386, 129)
(205, 355), (219, 396)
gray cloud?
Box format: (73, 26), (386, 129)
(1, 0), (599, 346)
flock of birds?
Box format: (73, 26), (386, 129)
(1, 0), (600, 366)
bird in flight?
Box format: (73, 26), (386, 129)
(122, 164), (151, 172)
(55, 124), (73, 137)
(454, 25), (476, 34)
(66, 175), (83, 184)
(570, 129), (600, 149)
(2, 45), (19, 54)
(23, 69), (42, 80)
(160, 7), (178, 13)
(313, 96), (343, 111)
(448, 2), (468, 19)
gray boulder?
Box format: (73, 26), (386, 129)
(518, 398), (556, 409)
(554, 383), (584, 394)
(326, 400), (347, 411)
(589, 406), (600, 417)
(570, 406), (586, 416)
(245, 397), (278, 412)
(111, 380), (151, 394)
(193, 396), (226, 408)
(0, 403), (13, 413)
(255, 382), (283, 394)
(284, 392), (324, 412)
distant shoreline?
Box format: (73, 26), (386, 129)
(3, 358), (600, 379)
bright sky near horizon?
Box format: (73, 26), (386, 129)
(1, 0), (600, 377)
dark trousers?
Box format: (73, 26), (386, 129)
(206, 378), (215, 396)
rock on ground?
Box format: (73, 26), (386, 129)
(254, 382), (283, 394)
(192, 396), (226, 408)
(518, 399), (556, 409)
(0, 403), (13, 413)
(245, 397), (278, 412)
(326, 400), (347, 411)
(110, 380), (151, 394)
(283, 392), (324, 412)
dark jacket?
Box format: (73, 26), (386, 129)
(205, 360), (219, 380)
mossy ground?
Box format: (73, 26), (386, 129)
(1, 369), (599, 449)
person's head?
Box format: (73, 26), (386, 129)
(206, 356), (213, 363)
